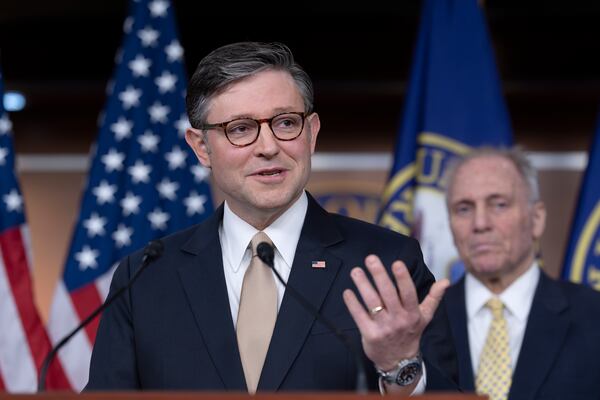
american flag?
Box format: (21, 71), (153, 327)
(47, 0), (213, 390)
(0, 68), (70, 392)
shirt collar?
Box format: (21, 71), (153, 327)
(221, 192), (308, 272)
(263, 192), (307, 268)
(465, 262), (540, 322)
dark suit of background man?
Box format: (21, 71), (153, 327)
(443, 147), (600, 400)
(86, 41), (458, 393)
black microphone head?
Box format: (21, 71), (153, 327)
(256, 241), (275, 267)
(144, 239), (164, 260)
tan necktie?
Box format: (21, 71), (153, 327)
(236, 231), (278, 393)
(475, 298), (513, 400)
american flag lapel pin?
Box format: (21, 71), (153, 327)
(311, 260), (326, 269)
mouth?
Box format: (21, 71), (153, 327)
(257, 169), (283, 176)
(249, 167), (289, 183)
(470, 242), (498, 254)
(253, 167), (286, 176)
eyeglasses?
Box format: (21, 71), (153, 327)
(200, 111), (307, 147)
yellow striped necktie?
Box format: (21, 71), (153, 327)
(475, 298), (512, 400)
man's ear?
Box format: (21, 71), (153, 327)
(306, 112), (320, 154)
(185, 128), (211, 168)
(532, 200), (547, 240)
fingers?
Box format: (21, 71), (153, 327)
(364, 255), (402, 314)
(344, 256), (443, 370)
(347, 255), (447, 326)
(391, 260), (419, 312)
(350, 255), (422, 316)
(349, 264), (386, 314)
(343, 288), (371, 332)
(419, 278), (450, 324)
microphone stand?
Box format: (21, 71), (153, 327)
(256, 242), (369, 393)
(37, 240), (164, 392)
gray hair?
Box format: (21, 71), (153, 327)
(445, 146), (541, 204)
(185, 41), (314, 128)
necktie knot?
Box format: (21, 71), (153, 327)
(486, 297), (504, 319)
(250, 231), (272, 257)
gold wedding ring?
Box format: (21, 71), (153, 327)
(369, 305), (385, 316)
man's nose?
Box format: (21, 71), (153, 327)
(253, 122), (279, 156)
(473, 206), (491, 232)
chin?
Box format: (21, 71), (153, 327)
(252, 193), (296, 212)
(473, 263), (510, 281)
(264, 188), (301, 205)
(470, 258), (505, 276)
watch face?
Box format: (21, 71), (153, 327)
(395, 362), (421, 386)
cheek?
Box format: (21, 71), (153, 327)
(495, 220), (531, 258)
(450, 221), (469, 244)
(211, 144), (246, 167)
(208, 149), (246, 182)
(281, 143), (312, 171)
(514, 220), (535, 248)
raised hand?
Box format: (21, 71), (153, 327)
(343, 254), (449, 371)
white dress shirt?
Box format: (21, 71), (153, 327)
(219, 192), (307, 328)
(465, 263), (540, 375)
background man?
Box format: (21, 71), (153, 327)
(86, 42), (457, 393)
(444, 147), (600, 399)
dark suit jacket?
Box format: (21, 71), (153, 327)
(87, 193), (457, 391)
(445, 272), (600, 399)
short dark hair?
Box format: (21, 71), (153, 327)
(186, 41), (314, 128)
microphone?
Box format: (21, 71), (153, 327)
(256, 242), (369, 393)
(37, 240), (164, 392)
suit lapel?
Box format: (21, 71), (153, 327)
(509, 272), (570, 399)
(176, 206), (247, 390)
(259, 195), (344, 391)
(446, 278), (475, 391)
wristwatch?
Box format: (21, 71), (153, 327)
(376, 352), (423, 386)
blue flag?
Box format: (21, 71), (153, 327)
(562, 111), (600, 290)
(377, 0), (513, 281)
(0, 71), (24, 232)
(47, 0), (213, 390)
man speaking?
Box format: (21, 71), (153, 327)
(86, 41), (457, 393)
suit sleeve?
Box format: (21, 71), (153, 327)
(403, 237), (459, 391)
(85, 255), (141, 390)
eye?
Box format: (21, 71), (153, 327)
(453, 203), (472, 216)
(226, 119), (256, 136)
(490, 198), (509, 211)
(272, 114), (302, 131)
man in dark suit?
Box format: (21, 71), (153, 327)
(444, 147), (600, 400)
(86, 41), (457, 393)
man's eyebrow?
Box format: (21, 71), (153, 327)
(450, 198), (474, 207)
(487, 193), (509, 201)
(219, 107), (299, 121)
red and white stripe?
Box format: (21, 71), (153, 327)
(48, 263), (116, 391)
(0, 225), (70, 392)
